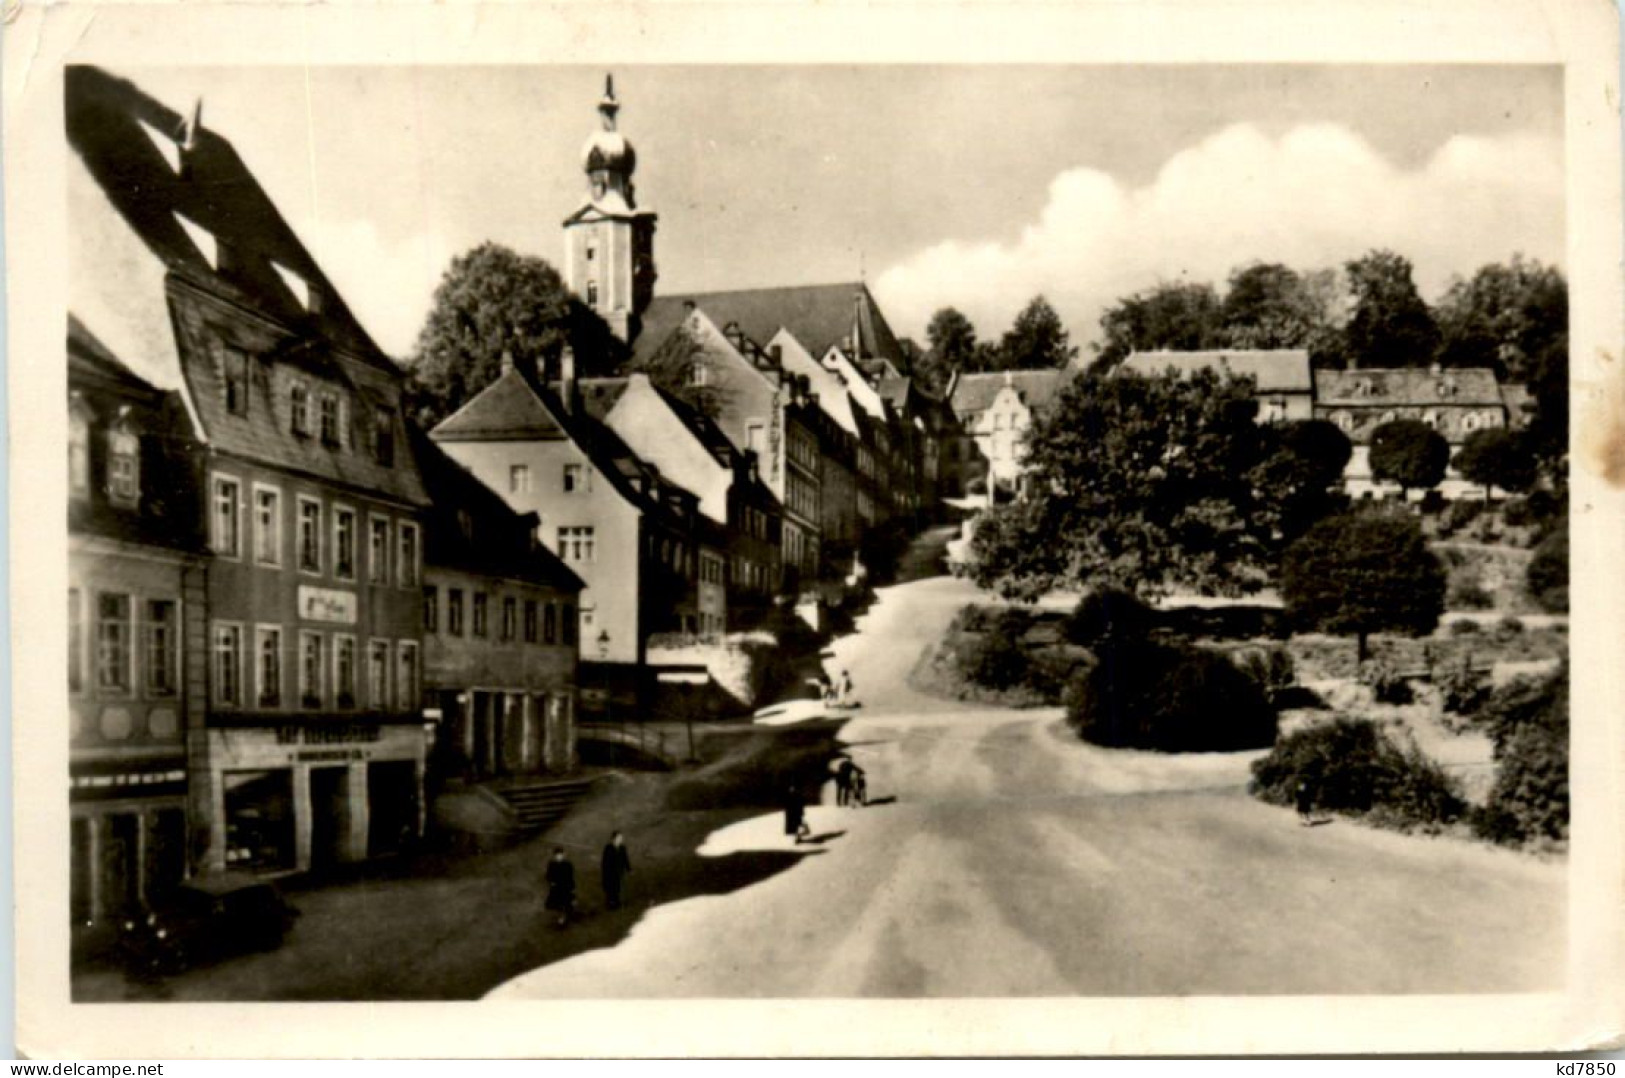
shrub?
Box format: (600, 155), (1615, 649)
(1446, 579), (1495, 611)
(1442, 500), (1486, 534)
(1250, 717), (1466, 827)
(1025, 645), (1089, 701)
(1526, 521), (1568, 612)
(1063, 640), (1277, 752)
(1438, 659), (1491, 716)
(1471, 666), (1569, 845)
(1230, 643), (1297, 704)
(1359, 658), (1414, 705)
(1448, 619), (1482, 636)
(951, 615), (1031, 691)
(1493, 615), (1525, 640)
(1065, 586), (1156, 648)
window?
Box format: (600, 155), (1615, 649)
(68, 589), (83, 692)
(373, 407), (394, 466)
(369, 517), (390, 583)
(256, 627), (282, 708)
(223, 347), (249, 416)
(502, 597), (517, 642)
(562, 604), (577, 646)
(510, 465), (531, 493)
(746, 422), (766, 455)
(690, 360), (709, 388)
(212, 476), (242, 557)
(563, 464), (589, 493)
(213, 622), (243, 706)
(424, 586), (439, 633)
(96, 594), (132, 692)
(144, 600), (177, 696)
(543, 602), (557, 644)
(472, 593), (489, 638)
(396, 641), (419, 712)
(524, 600), (538, 643)
(299, 632), (324, 709)
(334, 635), (356, 709)
(369, 639), (390, 710)
(447, 589), (464, 637)
(586, 280), (599, 307)
(319, 393), (339, 447)
(107, 424), (140, 507)
(398, 523), (420, 586)
(333, 507), (357, 580)
(254, 486), (282, 565)
(585, 243), (596, 262)
(290, 381), (310, 436)
(558, 526), (595, 562)
(298, 498), (322, 572)
(69, 407), (91, 497)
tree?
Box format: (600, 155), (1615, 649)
(408, 243), (622, 426)
(1218, 262), (1351, 368)
(919, 307), (979, 394)
(967, 368), (1273, 599)
(1453, 427), (1536, 499)
(628, 324), (734, 420)
(1092, 281), (1222, 372)
(1282, 508), (1446, 663)
(1248, 418), (1353, 542)
(997, 295), (1077, 370)
(1433, 256), (1567, 382)
(1526, 519), (1568, 612)
(1369, 419), (1449, 498)
(1343, 249), (1440, 368)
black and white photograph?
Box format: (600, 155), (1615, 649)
(7, 0), (1624, 1059)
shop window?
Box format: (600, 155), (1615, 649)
(223, 770), (296, 871)
(98, 594), (133, 692)
(257, 626), (282, 708)
(68, 588), (83, 693)
(334, 506), (357, 580)
(144, 600), (177, 696)
(212, 476), (242, 557)
(524, 600), (538, 643)
(502, 597), (518, 642)
(298, 498), (322, 573)
(398, 523), (420, 586)
(473, 593), (489, 638)
(369, 639), (390, 710)
(396, 641), (419, 712)
(334, 635), (357, 709)
(447, 589), (464, 637)
(368, 517), (391, 583)
(212, 622), (243, 707)
(254, 486), (282, 566)
(423, 586), (439, 633)
(299, 632), (324, 709)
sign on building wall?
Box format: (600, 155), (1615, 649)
(298, 585), (358, 624)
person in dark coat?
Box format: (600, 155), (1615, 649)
(601, 831), (632, 911)
(834, 756), (855, 807)
(545, 847), (577, 926)
(784, 786), (810, 844)
(1295, 779), (1316, 825)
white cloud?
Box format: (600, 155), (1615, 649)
(874, 123), (1564, 351)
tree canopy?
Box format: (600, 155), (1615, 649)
(1282, 508), (1446, 661)
(1247, 418), (1354, 543)
(997, 295), (1077, 370)
(1092, 282), (1222, 372)
(628, 324), (734, 420)
(919, 306), (979, 393)
(1368, 419), (1449, 495)
(408, 242), (622, 426)
(1342, 249), (1440, 368)
(1453, 427), (1537, 498)
(967, 368), (1274, 600)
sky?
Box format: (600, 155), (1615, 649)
(109, 65), (1565, 360)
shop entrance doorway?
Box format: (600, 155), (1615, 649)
(368, 760), (418, 857)
(308, 766), (351, 869)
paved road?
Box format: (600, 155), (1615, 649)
(493, 566), (1565, 998)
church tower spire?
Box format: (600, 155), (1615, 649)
(564, 72), (658, 344)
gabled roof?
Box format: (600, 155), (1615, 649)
(632, 282), (907, 370)
(876, 375), (915, 411)
(1121, 349), (1313, 393)
(1315, 367), (1504, 408)
(67, 66), (391, 368)
(69, 313), (166, 404)
(408, 427), (583, 592)
(577, 377), (631, 422)
(949, 370), (1068, 417)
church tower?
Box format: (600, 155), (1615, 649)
(563, 74), (658, 345)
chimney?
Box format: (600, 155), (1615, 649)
(559, 345), (578, 413)
(500, 348), (516, 377)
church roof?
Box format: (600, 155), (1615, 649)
(949, 370), (1068, 417)
(1121, 349), (1313, 393)
(633, 282), (908, 370)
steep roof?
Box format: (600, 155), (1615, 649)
(632, 282), (907, 370)
(67, 66), (391, 368)
(431, 367), (571, 441)
(577, 376), (631, 422)
(1121, 349), (1313, 393)
(409, 427), (582, 592)
(69, 313), (167, 404)
(1315, 367), (1504, 407)
(949, 370), (1068, 417)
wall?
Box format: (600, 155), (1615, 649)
(646, 631), (789, 713)
(605, 376), (731, 523)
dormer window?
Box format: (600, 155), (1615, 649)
(319, 393), (339, 447)
(106, 415), (141, 509)
(690, 360), (709, 388)
(223, 347), (249, 416)
(373, 406), (394, 466)
(290, 380), (311, 436)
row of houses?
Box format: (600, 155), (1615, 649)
(950, 349), (1535, 501)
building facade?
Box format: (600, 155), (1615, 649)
(1121, 350), (1314, 423)
(949, 370), (1068, 494)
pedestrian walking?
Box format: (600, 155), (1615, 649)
(840, 670), (854, 707)
(1295, 779), (1316, 826)
(545, 847), (577, 926)
(784, 785), (811, 844)
(850, 764), (868, 807)
(835, 756), (855, 807)
(601, 831), (632, 911)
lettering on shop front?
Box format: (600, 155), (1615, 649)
(297, 585), (357, 624)
(275, 723), (381, 746)
(295, 749), (365, 762)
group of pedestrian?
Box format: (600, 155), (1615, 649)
(544, 831), (634, 928)
(818, 669), (855, 709)
(834, 755), (867, 808)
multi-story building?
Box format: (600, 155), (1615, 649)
(412, 431), (582, 784)
(67, 316), (206, 929)
(1121, 349), (1314, 423)
(948, 369), (1069, 496)
(70, 66), (434, 876)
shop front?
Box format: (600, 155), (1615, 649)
(200, 720), (428, 875)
